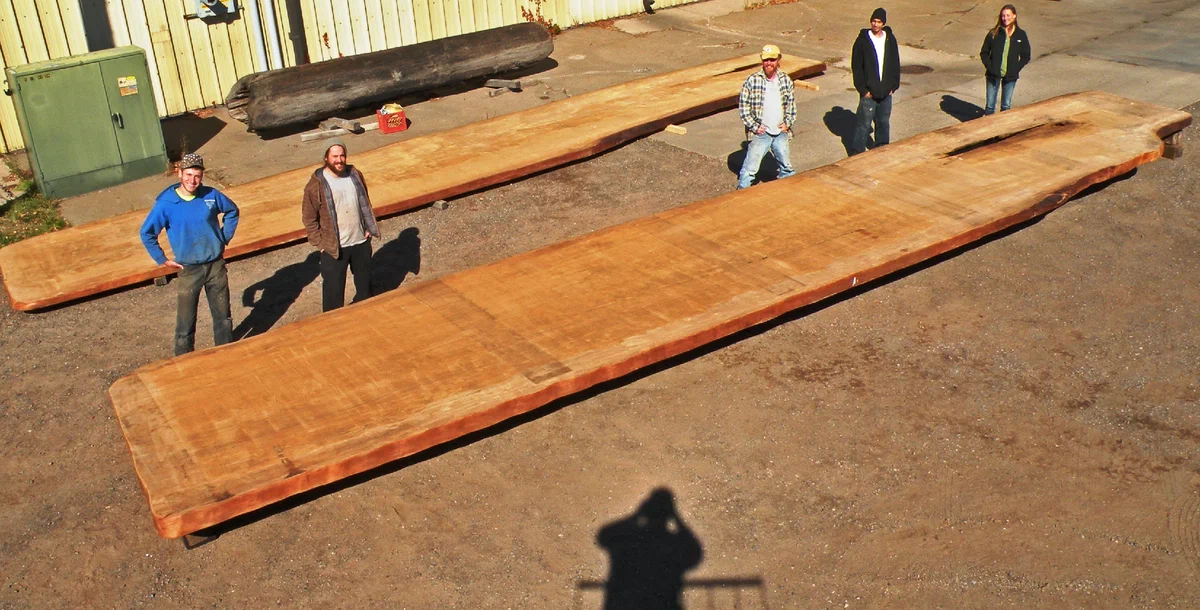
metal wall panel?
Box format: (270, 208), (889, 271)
(0, 0), (706, 152)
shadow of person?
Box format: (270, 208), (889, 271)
(233, 251), (321, 340)
(597, 487), (703, 610)
(940, 94), (984, 122)
(725, 140), (778, 187)
(371, 227), (422, 294)
(823, 106), (858, 156)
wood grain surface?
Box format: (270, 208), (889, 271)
(108, 91), (1190, 538)
(0, 53), (826, 312)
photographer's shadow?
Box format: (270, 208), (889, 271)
(234, 251), (321, 340)
(372, 227), (422, 294)
(596, 487), (703, 610)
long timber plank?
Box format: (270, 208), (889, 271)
(109, 92), (1190, 538)
(0, 54), (826, 312)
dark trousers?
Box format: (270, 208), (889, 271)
(320, 240), (373, 311)
(851, 93), (893, 155)
(175, 259), (233, 356)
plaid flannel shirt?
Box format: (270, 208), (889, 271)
(738, 69), (797, 133)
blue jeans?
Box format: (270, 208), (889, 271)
(737, 131), (795, 189)
(851, 93), (892, 155)
(175, 259), (233, 356)
(984, 76), (1017, 114)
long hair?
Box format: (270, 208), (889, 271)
(990, 4), (1018, 38)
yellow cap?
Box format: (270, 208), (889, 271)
(760, 44), (781, 60)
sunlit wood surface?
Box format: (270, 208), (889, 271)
(0, 53), (826, 311)
(109, 91), (1190, 538)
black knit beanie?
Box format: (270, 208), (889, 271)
(871, 7), (886, 23)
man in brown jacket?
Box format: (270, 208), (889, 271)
(301, 140), (381, 312)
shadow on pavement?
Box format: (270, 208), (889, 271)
(233, 251), (320, 340)
(372, 227), (422, 295)
(823, 106), (857, 156)
(940, 94), (984, 122)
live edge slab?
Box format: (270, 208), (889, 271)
(0, 53), (826, 312)
(109, 92), (1189, 538)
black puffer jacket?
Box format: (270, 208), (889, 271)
(980, 26), (1031, 83)
(851, 26), (901, 99)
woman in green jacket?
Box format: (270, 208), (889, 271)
(980, 4), (1032, 114)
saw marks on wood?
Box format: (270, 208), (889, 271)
(109, 92), (1189, 538)
(0, 54), (826, 311)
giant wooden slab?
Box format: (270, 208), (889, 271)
(0, 54), (826, 312)
(110, 92), (1190, 538)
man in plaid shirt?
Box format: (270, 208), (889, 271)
(737, 44), (797, 189)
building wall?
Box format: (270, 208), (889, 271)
(0, 0), (702, 152)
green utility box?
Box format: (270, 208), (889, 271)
(5, 47), (169, 199)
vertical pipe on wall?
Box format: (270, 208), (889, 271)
(260, 0), (285, 69)
(244, 0), (271, 72)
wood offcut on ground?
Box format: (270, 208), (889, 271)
(108, 91), (1190, 538)
(0, 53), (826, 312)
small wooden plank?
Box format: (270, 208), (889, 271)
(11, 0), (51, 62)
(32, 0), (71, 58)
(107, 91), (1191, 538)
(793, 78), (818, 91)
(300, 120), (379, 141)
(0, 54), (826, 310)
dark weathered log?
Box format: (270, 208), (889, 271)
(226, 23), (554, 131)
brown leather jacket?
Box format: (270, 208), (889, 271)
(301, 165), (380, 258)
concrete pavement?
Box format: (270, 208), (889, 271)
(47, 0), (1200, 226)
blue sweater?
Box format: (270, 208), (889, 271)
(140, 184), (239, 266)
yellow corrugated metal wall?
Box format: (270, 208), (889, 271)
(0, 0), (702, 152)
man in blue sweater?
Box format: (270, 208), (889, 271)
(140, 153), (240, 356)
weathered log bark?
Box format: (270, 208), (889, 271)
(226, 23), (554, 131)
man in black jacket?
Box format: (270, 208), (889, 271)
(850, 7), (901, 155)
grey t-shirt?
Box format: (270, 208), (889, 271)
(325, 169), (367, 248)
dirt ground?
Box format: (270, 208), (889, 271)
(2, 22), (1200, 600)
